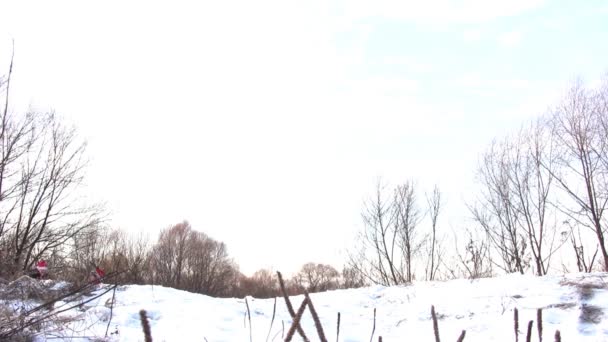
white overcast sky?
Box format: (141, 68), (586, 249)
(1, 0), (607, 275)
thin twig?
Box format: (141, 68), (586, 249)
(525, 320), (534, 342)
(245, 297), (253, 342)
(456, 330), (466, 342)
(2, 39), (14, 125)
(514, 308), (519, 342)
(266, 297), (277, 342)
(0, 283), (118, 339)
(336, 312), (341, 342)
(537, 308), (543, 342)
(369, 308), (376, 342)
(104, 281), (118, 337)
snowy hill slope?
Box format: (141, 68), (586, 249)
(28, 273), (608, 341)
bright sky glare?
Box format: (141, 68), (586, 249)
(1, 0), (607, 275)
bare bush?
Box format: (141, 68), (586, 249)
(294, 263), (340, 293)
(236, 269), (280, 298)
(149, 221), (238, 296)
(340, 265), (366, 289)
(349, 180), (426, 286)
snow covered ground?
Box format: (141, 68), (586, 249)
(21, 272), (608, 341)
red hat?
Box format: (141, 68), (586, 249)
(37, 260), (47, 268)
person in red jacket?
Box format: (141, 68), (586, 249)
(89, 265), (105, 285)
(36, 260), (48, 279)
(28, 259), (48, 279)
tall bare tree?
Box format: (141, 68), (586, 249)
(349, 181), (400, 285)
(472, 120), (559, 276)
(425, 185), (442, 280)
(394, 181), (422, 282)
(150, 221), (191, 287)
(510, 121), (560, 275)
(348, 180), (423, 285)
(548, 80), (608, 271)
(471, 138), (529, 274)
(0, 51), (103, 276)
(150, 221), (238, 296)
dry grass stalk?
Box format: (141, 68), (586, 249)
(336, 312), (341, 342)
(456, 330), (466, 342)
(431, 305), (440, 342)
(554, 330), (561, 342)
(285, 298), (309, 342)
(277, 271), (308, 341)
(369, 308), (376, 342)
(304, 292), (327, 342)
(139, 310), (152, 342)
(105, 282), (118, 337)
(245, 297), (252, 342)
(514, 308), (519, 342)
(266, 297), (277, 342)
(525, 320), (533, 342)
(537, 308), (543, 342)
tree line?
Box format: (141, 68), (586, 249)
(2, 53), (607, 296)
(348, 76), (608, 285)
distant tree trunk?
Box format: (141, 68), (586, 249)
(394, 182), (422, 283)
(425, 186), (442, 281)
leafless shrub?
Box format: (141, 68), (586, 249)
(349, 180), (429, 286)
(294, 263), (340, 293)
(150, 221), (238, 296)
(579, 304), (604, 324)
(238, 269), (280, 298)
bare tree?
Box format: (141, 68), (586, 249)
(340, 264), (366, 289)
(236, 269), (279, 298)
(349, 181), (400, 285)
(453, 229), (493, 279)
(394, 181), (423, 282)
(183, 231), (238, 297)
(547, 80), (608, 271)
(150, 221), (190, 287)
(510, 121), (561, 275)
(471, 138), (530, 274)
(425, 185), (442, 280)
(562, 220), (598, 272)
(0, 51), (103, 276)
(472, 120), (559, 276)
(348, 180), (423, 285)
(150, 221), (238, 296)
(294, 263), (339, 293)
